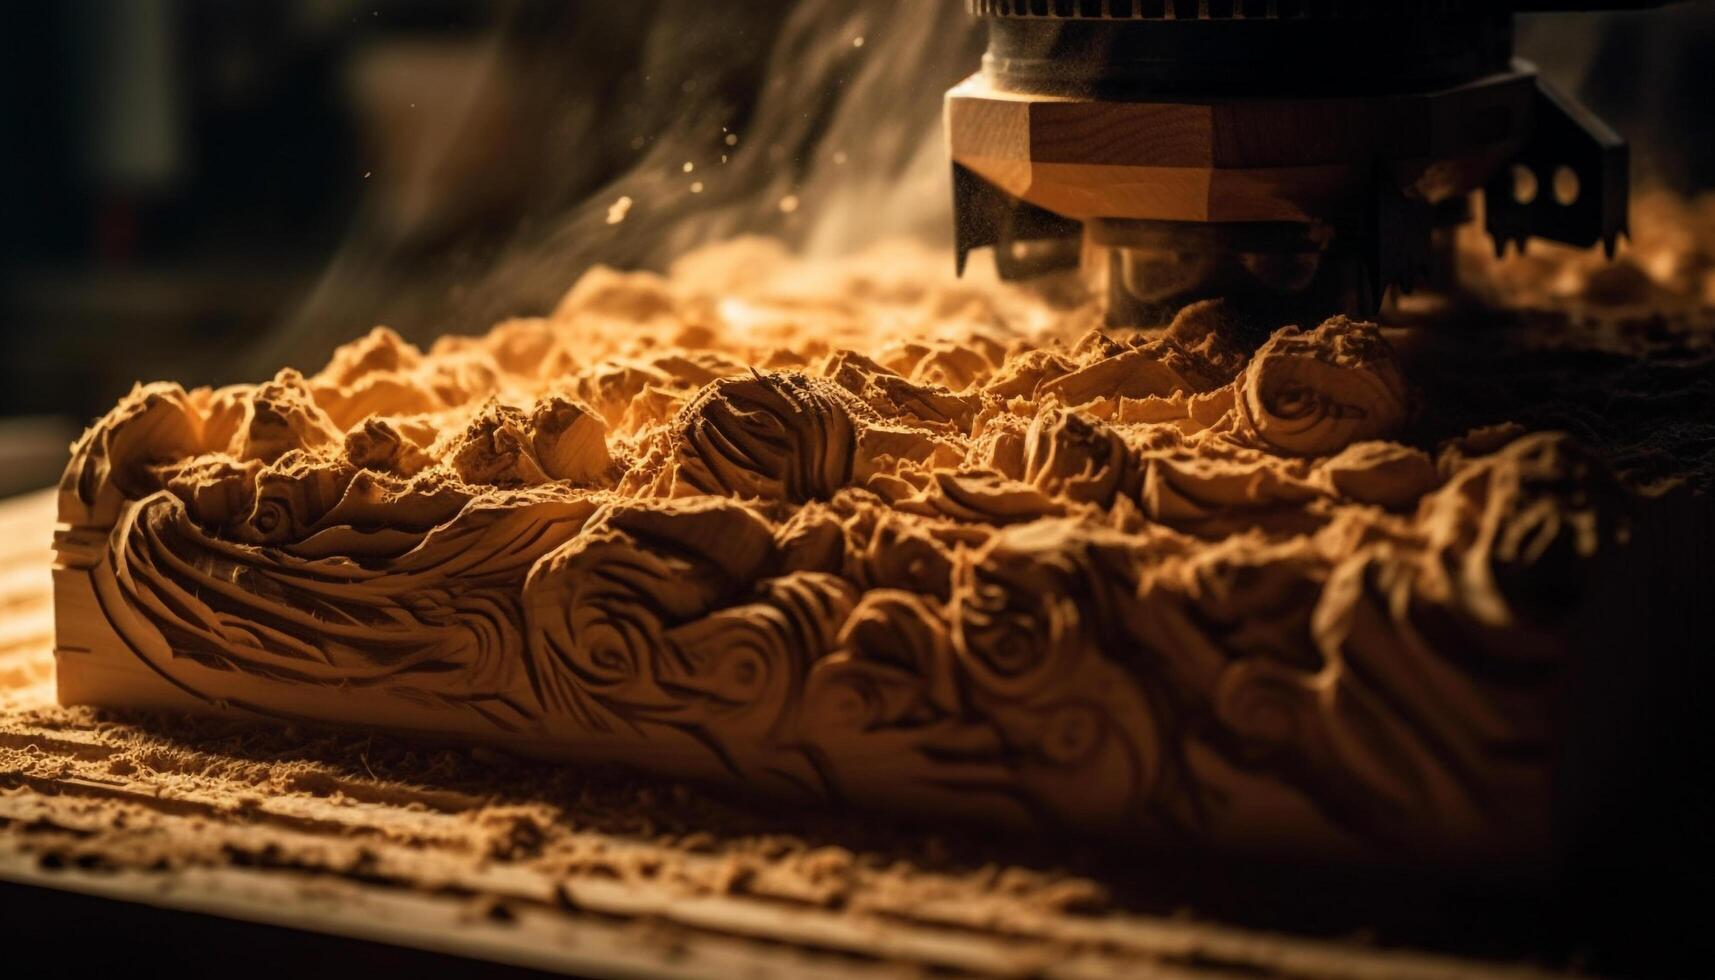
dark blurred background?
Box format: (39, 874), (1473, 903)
(1, 0), (1713, 496)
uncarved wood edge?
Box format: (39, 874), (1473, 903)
(53, 518), (208, 715)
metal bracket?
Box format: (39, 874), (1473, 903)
(1484, 75), (1630, 257)
(1370, 169), (1441, 314)
(952, 163), (1083, 281)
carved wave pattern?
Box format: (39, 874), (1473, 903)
(60, 259), (1620, 857)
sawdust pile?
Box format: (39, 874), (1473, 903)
(53, 191), (1715, 864)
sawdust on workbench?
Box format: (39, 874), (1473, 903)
(8, 190), (1714, 977)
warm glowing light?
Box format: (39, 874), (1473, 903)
(605, 196), (633, 225)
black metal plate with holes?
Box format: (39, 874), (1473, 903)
(1484, 77), (1630, 256)
(952, 163), (1084, 280)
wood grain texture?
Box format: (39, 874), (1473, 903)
(945, 71), (1533, 222)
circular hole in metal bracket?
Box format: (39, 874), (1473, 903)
(1511, 165), (1540, 205)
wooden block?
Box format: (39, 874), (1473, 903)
(946, 70), (1533, 223)
(47, 274), (1623, 867)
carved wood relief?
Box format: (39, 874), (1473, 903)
(53, 252), (1619, 859)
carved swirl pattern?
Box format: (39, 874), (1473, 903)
(59, 256), (1623, 858)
